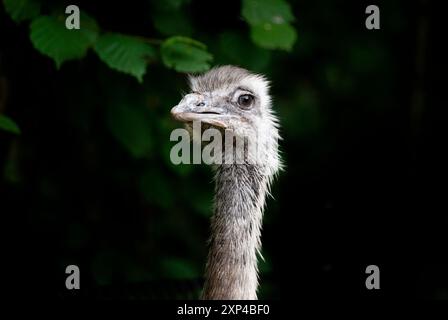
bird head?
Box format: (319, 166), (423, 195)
(171, 65), (281, 173)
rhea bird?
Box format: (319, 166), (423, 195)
(171, 66), (281, 300)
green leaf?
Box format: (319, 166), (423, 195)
(242, 0), (297, 51)
(250, 23), (297, 51)
(107, 104), (152, 158)
(3, 0), (40, 23)
(94, 33), (156, 82)
(0, 114), (21, 134)
(161, 36), (213, 73)
(29, 14), (99, 68)
(242, 0), (294, 26)
(218, 32), (271, 71)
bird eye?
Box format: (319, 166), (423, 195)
(237, 94), (254, 108)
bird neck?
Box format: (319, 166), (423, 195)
(201, 164), (268, 300)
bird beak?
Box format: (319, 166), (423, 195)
(171, 94), (228, 128)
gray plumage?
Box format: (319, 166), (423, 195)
(171, 66), (282, 299)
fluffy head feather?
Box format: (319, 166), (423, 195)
(172, 65), (282, 177)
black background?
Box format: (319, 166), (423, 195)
(1, 0), (447, 302)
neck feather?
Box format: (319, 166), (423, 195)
(201, 164), (268, 300)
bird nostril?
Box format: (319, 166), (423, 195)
(196, 102), (205, 107)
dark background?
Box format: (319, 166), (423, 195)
(1, 0), (446, 300)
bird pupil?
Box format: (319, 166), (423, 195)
(239, 94), (252, 107)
